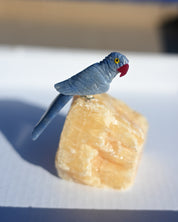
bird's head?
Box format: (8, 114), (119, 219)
(105, 52), (129, 77)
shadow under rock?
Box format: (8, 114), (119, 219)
(0, 99), (66, 177)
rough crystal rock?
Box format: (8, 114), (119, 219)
(55, 94), (148, 190)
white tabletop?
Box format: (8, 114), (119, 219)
(0, 46), (178, 210)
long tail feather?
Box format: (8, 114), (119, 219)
(32, 94), (72, 140)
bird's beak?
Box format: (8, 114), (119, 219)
(117, 64), (129, 77)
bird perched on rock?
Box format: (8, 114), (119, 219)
(32, 52), (129, 140)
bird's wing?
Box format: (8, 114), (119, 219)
(54, 64), (109, 95)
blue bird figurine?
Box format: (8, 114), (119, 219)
(32, 52), (129, 140)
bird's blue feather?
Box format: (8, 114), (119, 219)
(54, 63), (109, 95)
(32, 94), (72, 140)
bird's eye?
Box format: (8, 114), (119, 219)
(114, 58), (120, 64)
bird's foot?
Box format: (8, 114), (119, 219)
(81, 95), (95, 101)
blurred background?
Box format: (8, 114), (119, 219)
(0, 0), (178, 53)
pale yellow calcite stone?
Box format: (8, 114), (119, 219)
(55, 94), (148, 190)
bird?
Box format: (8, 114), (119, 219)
(32, 52), (129, 140)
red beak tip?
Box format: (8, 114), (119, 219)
(117, 64), (129, 77)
